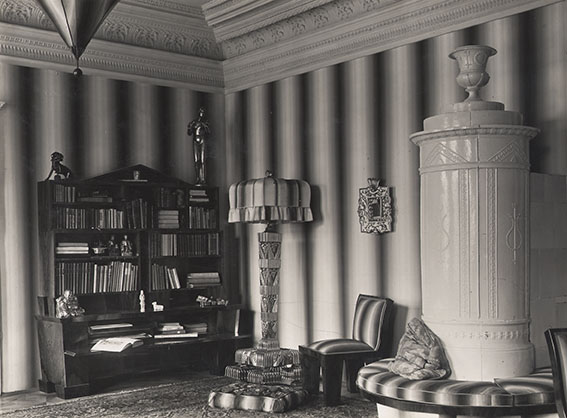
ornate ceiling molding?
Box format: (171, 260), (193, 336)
(219, 0), (564, 92)
(0, 0), (563, 92)
(0, 22), (224, 92)
(202, 0), (336, 43)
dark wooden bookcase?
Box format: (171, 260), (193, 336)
(35, 165), (251, 399)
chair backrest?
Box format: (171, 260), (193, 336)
(352, 294), (393, 355)
(545, 328), (567, 418)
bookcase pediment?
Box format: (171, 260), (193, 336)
(84, 164), (189, 186)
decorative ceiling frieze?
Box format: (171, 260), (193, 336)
(217, 0), (564, 92)
(202, 0), (337, 43)
(0, 0), (222, 59)
(0, 23), (224, 92)
(0, 0), (563, 92)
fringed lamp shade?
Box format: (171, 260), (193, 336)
(225, 171), (312, 385)
(228, 171), (313, 224)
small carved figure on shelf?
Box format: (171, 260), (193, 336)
(196, 295), (228, 307)
(107, 235), (120, 256)
(56, 290), (85, 319)
(120, 235), (133, 257)
(91, 240), (107, 255)
(139, 290), (145, 313)
(46, 151), (73, 181)
(187, 107), (210, 185)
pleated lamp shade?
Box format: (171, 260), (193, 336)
(228, 171), (313, 224)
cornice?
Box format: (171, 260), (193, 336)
(0, 0), (563, 92)
(221, 0), (563, 92)
(0, 0), (222, 59)
(0, 23), (224, 92)
(202, 0), (336, 43)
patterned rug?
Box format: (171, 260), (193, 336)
(5, 375), (377, 418)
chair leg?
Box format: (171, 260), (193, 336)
(322, 357), (344, 406)
(301, 351), (320, 395)
(345, 358), (365, 393)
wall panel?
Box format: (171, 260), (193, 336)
(380, 45), (422, 347)
(0, 63), (36, 392)
(306, 67), (345, 340)
(275, 76), (310, 348)
(341, 56), (382, 331)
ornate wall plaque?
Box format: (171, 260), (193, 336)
(358, 178), (392, 234)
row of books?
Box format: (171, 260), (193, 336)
(182, 207), (217, 229)
(55, 261), (139, 295)
(54, 207), (126, 229)
(187, 272), (221, 288)
(124, 198), (152, 229)
(52, 184), (76, 203)
(52, 185), (213, 207)
(54, 206), (215, 231)
(56, 242), (89, 255)
(150, 232), (220, 257)
(150, 264), (181, 290)
(154, 188), (212, 208)
(156, 208), (217, 229)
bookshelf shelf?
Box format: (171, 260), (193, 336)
(35, 164), (250, 399)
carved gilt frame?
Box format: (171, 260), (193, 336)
(358, 178), (392, 234)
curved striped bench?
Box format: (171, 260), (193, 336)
(356, 359), (556, 417)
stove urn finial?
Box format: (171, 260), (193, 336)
(449, 45), (497, 102)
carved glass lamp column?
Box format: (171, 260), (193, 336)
(410, 45), (539, 380)
(227, 171), (313, 383)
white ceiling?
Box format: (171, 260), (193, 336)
(0, 0), (561, 93)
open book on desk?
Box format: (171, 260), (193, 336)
(90, 336), (144, 352)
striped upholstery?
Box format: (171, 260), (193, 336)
(352, 294), (391, 351)
(546, 328), (567, 418)
(357, 359), (556, 409)
(495, 368), (554, 406)
(305, 295), (392, 354)
(300, 295), (394, 406)
(305, 339), (373, 354)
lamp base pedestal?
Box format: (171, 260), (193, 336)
(224, 228), (304, 384)
(225, 346), (302, 384)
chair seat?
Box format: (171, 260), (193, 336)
(305, 338), (374, 354)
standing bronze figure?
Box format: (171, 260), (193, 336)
(187, 107), (210, 184)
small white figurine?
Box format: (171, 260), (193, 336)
(139, 290), (145, 312)
(152, 301), (164, 312)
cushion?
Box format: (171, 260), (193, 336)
(357, 359), (513, 407)
(305, 339), (374, 354)
(388, 317), (451, 380)
(208, 381), (308, 413)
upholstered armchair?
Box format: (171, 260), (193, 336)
(299, 294), (394, 406)
(545, 328), (567, 418)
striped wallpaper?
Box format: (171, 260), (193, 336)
(1, 3), (566, 392)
